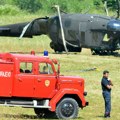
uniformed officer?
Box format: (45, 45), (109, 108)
(101, 70), (113, 118)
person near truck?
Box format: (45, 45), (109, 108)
(101, 70), (113, 118)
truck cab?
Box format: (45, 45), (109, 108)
(0, 52), (88, 119)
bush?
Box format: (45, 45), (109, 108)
(0, 0), (5, 5)
(0, 5), (22, 15)
(102, 0), (117, 10)
(93, 0), (101, 7)
(40, 0), (92, 14)
(14, 0), (42, 13)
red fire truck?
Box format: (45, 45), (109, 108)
(0, 51), (88, 119)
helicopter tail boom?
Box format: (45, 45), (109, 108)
(0, 18), (48, 38)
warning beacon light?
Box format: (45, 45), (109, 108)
(44, 50), (48, 56)
(31, 50), (35, 55)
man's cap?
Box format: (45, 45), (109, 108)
(103, 70), (109, 74)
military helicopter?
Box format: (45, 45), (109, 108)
(0, 0), (120, 55)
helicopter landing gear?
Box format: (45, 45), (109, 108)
(50, 42), (82, 53)
(91, 49), (114, 55)
(50, 42), (63, 52)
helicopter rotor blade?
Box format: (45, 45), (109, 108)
(19, 17), (49, 39)
(19, 21), (32, 39)
(104, 1), (109, 16)
(116, 0), (120, 19)
(53, 5), (68, 54)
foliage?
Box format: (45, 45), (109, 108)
(102, 0), (118, 10)
(13, 0), (42, 13)
(0, 5), (22, 15)
(39, 0), (95, 14)
(93, 0), (102, 7)
(0, 0), (5, 5)
(0, 0), (119, 15)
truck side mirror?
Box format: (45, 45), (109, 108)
(57, 63), (60, 75)
(52, 59), (60, 76)
(52, 59), (58, 64)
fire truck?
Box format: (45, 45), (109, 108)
(0, 51), (88, 119)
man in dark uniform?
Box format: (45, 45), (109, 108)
(101, 70), (113, 118)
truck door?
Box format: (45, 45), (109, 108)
(34, 62), (57, 98)
(13, 62), (34, 97)
(0, 63), (13, 97)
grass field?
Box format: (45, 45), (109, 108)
(0, 15), (120, 120)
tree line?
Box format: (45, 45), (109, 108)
(0, 0), (118, 15)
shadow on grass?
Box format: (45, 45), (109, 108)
(0, 113), (84, 119)
(97, 115), (104, 118)
(113, 53), (120, 57)
(98, 52), (120, 57)
(77, 116), (84, 119)
(0, 114), (38, 119)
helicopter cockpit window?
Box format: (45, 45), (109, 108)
(39, 63), (53, 74)
(103, 34), (110, 42)
(20, 62), (33, 74)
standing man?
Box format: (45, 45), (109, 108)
(101, 70), (113, 118)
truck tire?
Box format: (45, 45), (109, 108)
(56, 98), (79, 119)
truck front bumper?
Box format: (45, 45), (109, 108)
(83, 92), (87, 96)
(83, 92), (89, 106)
(86, 101), (89, 106)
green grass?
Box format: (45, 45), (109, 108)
(0, 15), (120, 120)
(0, 35), (51, 53)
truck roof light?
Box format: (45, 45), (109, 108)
(31, 51), (35, 55)
(44, 50), (48, 56)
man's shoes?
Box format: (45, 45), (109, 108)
(104, 113), (110, 118)
(104, 116), (110, 118)
(104, 114), (110, 118)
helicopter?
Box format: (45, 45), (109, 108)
(0, 0), (120, 55)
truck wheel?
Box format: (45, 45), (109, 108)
(56, 98), (79, 119)
(34, 108), (45, 118)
